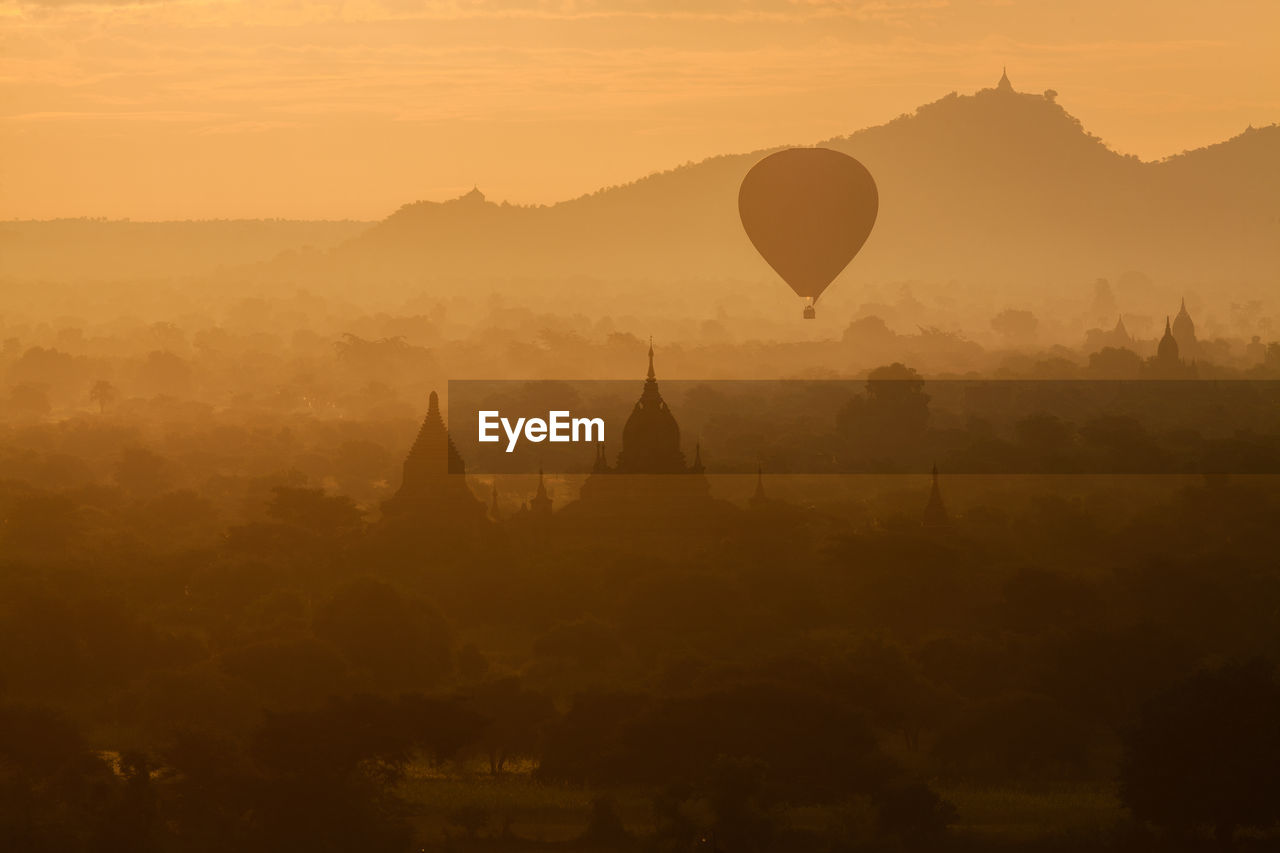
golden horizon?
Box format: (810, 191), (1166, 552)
(2, 0), (1278, 220)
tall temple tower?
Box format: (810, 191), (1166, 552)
(576, 343), (711, 505)
(612, 341), (691, 474)
(1149, 316), (1197, 378)
(1172, 298), (1198, 360)
(1111, 315), (1132, 347)
(585, 343), (706, 478)
(381, 390), (488, 531)
(530, 469), (553, 518)
(1156, 316), (1181, 366)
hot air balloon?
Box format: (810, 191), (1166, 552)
(738, 148), (878, 319)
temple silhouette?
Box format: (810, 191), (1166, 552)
(1082, 296), (1202, 377)
(561, 343), (730, 534)
(1150, 309), (1198, 378)
(1172, 297), (1198, 358)
(380, 347), (966, 544)
(377, 346), (728, 545)
(379, 389), (489, 539)
(996, 66), (1013, 93)
(578, 341), (710, 497)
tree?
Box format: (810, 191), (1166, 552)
(8, 346), (82, 398)
(313, 577), (451, 690)
(873, 780), (957, 842)
(1088, 346), (1144, 379)
(702, 757), (776, 853)
(842, 314), (896, 346)
(1266, 341), (1280, 371)
(252, 695), (416, 785)
(533, 617), (622, 669)
(100, 749), (161, 853)
(265, 486), (364, 535)
(0, 705), (121, 850)
(465, 677), (556, 774)
(90, 378), (118, 413)
(652, 757), (776, 853)
(0, 492), (85, 553)
(219, 638), (350, 710)
(114, 447), (171, 496)
(1015, 412), (1077, 471)
(137, 350), (192, 397)
(832, 640), (947, 751)
(991, 308), (1039, 343)
(580, 796), (630, 845)
(331, 439), (393, 493)
(446, 804), (491, 841)
(396, 693), (486, 765)
(1120, 659), (1280, 849)
(535, 690), (648, 785)
(334, 334), (432, 384)
(836, 363), (930, 466)
(7, 382), (51, 418)
(554, 682), (893, 799)
(930, 693), (1092, 782)
(164, 702), (415, 853)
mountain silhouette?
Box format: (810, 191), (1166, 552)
(308, 77), (1277, 291)
(4, 77), (1275, 292)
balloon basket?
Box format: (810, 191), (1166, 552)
(803, 304), (816, 320)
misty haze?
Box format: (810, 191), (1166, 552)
(2, 3), (1280, 851)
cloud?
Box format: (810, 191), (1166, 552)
(12, 0), (169, 7)
(2, 0), (949, 22)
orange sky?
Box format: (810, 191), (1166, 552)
(2, 0), (1277, 220)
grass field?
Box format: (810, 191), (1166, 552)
(397, 760), (651, 843)
(397, 760), (1129, 847)
(940, 783), (1126, 844)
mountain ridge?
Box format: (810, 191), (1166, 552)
(2, 77), (1275, 293)
(330, 78), (1277, 292)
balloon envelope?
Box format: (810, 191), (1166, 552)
(738, 148), (878, 302)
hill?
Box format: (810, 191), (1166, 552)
(5, 75), (1276, 311)
(302, 76), (1277, 297)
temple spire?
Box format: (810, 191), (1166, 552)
(403, 388), (465, 476)
(530, 467), (552, 517)
(1172, 297), (1197, 361)
(1157, 315), (1180, 364)
(381, 388), (489, 528)
(923, 463), (950, 528)
(638, 338), (663, 406)
(749, 464), (768, 509)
